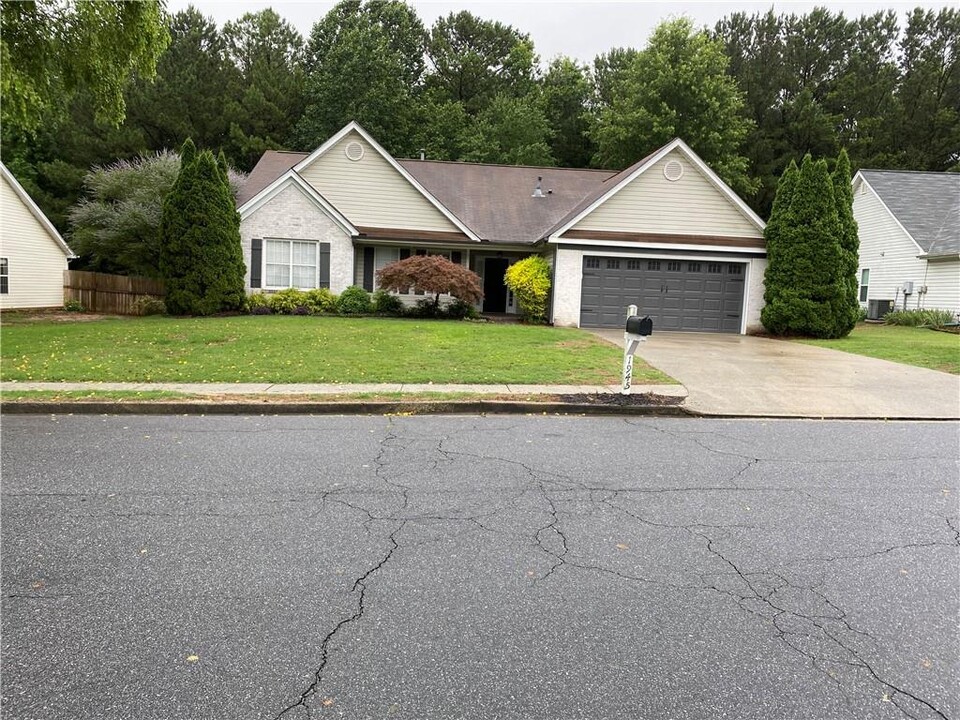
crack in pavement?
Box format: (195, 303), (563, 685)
(272, 521), (406, 720)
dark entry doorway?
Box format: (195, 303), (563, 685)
(482, 258), (510, 312)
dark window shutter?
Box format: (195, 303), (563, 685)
(400, 248), (410, 261)
(319, 243), (331, 288)
(363, 247), (375, 291)
(451, 251), (462, 265)
(250, 239), (262, 288)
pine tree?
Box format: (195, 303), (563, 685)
(832, 148), (860, 335)
(761, 155), (848, 337)
(158, 139), (246, 315)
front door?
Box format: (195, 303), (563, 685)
(482, 258), (510, 312)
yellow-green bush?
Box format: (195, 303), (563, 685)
(504, 255), (551, 323)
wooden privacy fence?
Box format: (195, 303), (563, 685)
(63, 271), (165, 315)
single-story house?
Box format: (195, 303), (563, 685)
(0, 162), (76, 310)
(237, 122), (768, 333)
(852, 170), (959, 319)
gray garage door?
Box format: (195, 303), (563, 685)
(580, 257), (746, 332)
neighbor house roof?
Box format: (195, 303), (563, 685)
(858, 170), (960, 257)
(0, 162), (75, 258)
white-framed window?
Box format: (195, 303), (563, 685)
(859, 269), (870, 302)
(0, 258), (8, 294)
(265, 239), (318, 289)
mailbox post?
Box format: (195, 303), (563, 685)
(621, 304), (653, 394)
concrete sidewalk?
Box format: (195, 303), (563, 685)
(1, 381), (687, 397)
(591, 330), (960, 419)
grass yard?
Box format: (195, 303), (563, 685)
(0, 315), (670, 385)
(797, 323), (960, 374)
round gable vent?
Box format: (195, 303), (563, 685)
(344, 141), (364, 162)
(663, 159), (684, 181)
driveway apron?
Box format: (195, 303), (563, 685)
(590, 330), (960, 418)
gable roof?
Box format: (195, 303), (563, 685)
(399, 160), (610, 243)
(856, 170), (959, 257)
(237, 170), (358, 236)
(0, 163), (76, 258)
(237, 151), (305, 206)
(293, 122), (480, 241)
(547, 138), (765, 239)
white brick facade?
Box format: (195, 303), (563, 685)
(239, 183), (354, 292)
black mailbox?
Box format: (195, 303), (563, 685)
(625, 315), (653, 336)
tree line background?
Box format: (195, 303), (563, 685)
(2, 1), (957, 234)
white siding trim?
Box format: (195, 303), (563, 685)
(852, 173), (925, 255)
(549, 138), (765, 240)
(292, 121), (480, 242)
(0, 163), (75, 258)
(238, 171), (357, 236)
(553, 237), (764, 255)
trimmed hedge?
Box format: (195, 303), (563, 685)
(504, 255), (551, 324)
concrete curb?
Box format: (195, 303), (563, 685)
(1, 400), (694, 417)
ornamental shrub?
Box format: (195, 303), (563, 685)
(372, 289), (404, 315)
(336, 285), (373, 314)
(504, 255), (551, 323)
(760, 155), (848, 338)
(158, 139), (246, 316)
(445, 298), (480, 320)
(304, 288), (338, 314)
(884, 309), (955, 328)
(377, 255), (483, 313)
(268, 288), (309, 314)
(245, 292), (271, 312)
(132, 297), (166, 316)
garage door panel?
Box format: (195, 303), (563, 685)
(580, 255), (746, 333)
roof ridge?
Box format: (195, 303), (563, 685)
(861, 168), (958, 177)
(399, 157), (616, 174)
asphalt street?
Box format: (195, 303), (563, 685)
(1, 414), (958, 720)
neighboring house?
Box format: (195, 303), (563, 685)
(0, 163), (76, 310)
(852, 170), (960, 319)
(238, 122), (767, 333)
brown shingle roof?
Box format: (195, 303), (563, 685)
(236, 150), (307, 206)
(238, 149), (625, 243)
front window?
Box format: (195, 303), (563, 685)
(266, 240), (317, 289)
(859, 269), (870, 302)
(0, 258), (7, 294)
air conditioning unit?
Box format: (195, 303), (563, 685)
(867, 299), (895, 320)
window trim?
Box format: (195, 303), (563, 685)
(0, 257), (8, 294)
(263, 238), (320, 290)
(859, 269), (870, 302)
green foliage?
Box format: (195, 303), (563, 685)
(542, 57), (595, 168)
(132, 297), (166, 316)
(831, 149), (860, 336)
(883, 309), (956, 328)
(504, 256), (552, 324)
(295, 1), (425, 155)
(761, 155), (849, 338)
(444, 298), (480, 320)
(158, 140), (246, 316)
(336, 286), (373, 315)
(372, 290), (404, 315)
(303, 288), (338, 314)
(460, 94), (555, 166)
(1, 0), (169, 135)
(762, 159), (799, 307)
(267, 288), (311, 314)
(425, 11), (536, 114)
(63, 299), (85, 313)
(592, 18), (756, 196)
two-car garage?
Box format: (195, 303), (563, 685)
(578, 255), (748, 332)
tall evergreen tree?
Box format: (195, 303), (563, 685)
(761, 158), (799, 310)
(831, 148), (860, 334)
(159, 140), (245, 316)
(761, 155), (848, 337)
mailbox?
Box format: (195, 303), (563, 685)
(625, 315), (653, 336)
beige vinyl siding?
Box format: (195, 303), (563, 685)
(853, 180), (928, 310)
(571, 149), (761, 238)
(0, 173), (69, 309)
(298, 131), (460, 233)
(919, 261), (960, 314)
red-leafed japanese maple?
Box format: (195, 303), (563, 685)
(376, 255), (483, 312)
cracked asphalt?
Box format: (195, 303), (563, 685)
(1, 414), (958, 720)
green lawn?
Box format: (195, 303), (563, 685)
(797, 324), (960, 374)
(0, 315), (669, 385)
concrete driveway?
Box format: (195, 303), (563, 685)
(591, 330), (960, 418)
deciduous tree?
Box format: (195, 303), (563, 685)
(377, 255), (483, 312)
